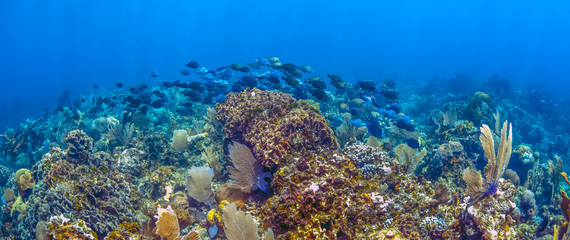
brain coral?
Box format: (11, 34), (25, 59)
(14, 168), (35, 196)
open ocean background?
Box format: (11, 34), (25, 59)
(1, 0), (570, 131)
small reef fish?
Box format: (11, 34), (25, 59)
(185, 61), (200, 69)
(366, 118), (385, 139)
(404, 137), (420, 149)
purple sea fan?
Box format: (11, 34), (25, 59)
(227, 142), (271, 194)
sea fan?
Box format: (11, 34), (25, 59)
(227, 142), (271, 194)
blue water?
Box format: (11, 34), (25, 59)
(1, 0), (570, 130)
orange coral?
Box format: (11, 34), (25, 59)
(559, 172), (570, 238)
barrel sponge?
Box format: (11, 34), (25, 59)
(14, 168), (35, 195)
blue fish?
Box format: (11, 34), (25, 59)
(185, 61), (200, 69)
(150, 100), (165, 108)
(162, 81), (174, 88)
(217, 69), (233, 80)
(159, 96), (169, 102)
(361, 93), (386, 108)
(241, 75), (259, 87)
(381, 109), (398, 119)
(201, 73), (215, 80)
(372, 93), (387, 108)
(328, 117), (344, 128)
(148, 71), (159, 77)
(179, 69), (191, 76)
(358, 80), (376, 92)
(350, 119), (366, 128)
(394, 117), (415, 132)
(366, 119), (385, 139)
(388, 102), (401, 113)
(404, 137), (420, 149)
(214, 94), (227, 103)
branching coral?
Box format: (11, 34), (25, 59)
(550, 155), (564, 203)
(202, 144), (222, 178)
(19, 142), (138, 239)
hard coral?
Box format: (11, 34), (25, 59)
(216, 88), (338, 168)
(65, 129), (93, 164)
(463, 179), (517, 239)
(14, 168), (35, 196)
(45, 215), (98, 240)
(219, 90), (387, 238)
(0, 165), (12, 187)
(19, 144), (138, 239)
(105, 221), (144, 240)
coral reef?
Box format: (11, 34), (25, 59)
(1, 57), (568, 240)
